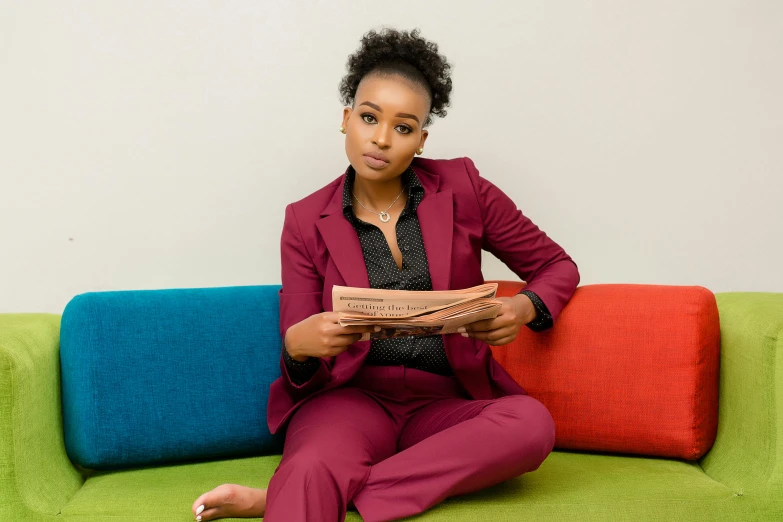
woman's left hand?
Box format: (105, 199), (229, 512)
(457, 294), (537, 346)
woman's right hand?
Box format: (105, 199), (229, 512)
(284, 312), (378, 361)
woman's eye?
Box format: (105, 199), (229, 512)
(361, 114), (412, 134)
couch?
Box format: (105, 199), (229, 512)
(1, 281), (782, 521)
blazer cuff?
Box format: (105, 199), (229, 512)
(519, 289), (554, 332)
(282, 346), (321, 385)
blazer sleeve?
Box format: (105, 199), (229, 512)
(278, 203), (332, 398)
(463, 157), (580, 321)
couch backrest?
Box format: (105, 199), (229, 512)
(60, 281), (720, 469)
(60, 285), (284, 470)
(491, 281), (720, 460)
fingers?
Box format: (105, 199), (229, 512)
(332, 332), (365, 346)
(463, 318), (497, 332)
(472, 332), (516, 345)
(458, 320), (517, 344)
(318, 313), (377, 334)
(335, 324), (379, 335)
(463, 312), (515, 334)
(469, 327), (516, 343)
(321, 312), (375, 329)
(320, 311), (343, 322)
(320, 330), (369, 354)
(331, 325), (376, 342)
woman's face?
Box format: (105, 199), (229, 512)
(341, 74), (430, 183)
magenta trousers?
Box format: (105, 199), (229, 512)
(264, 365), (555, 522)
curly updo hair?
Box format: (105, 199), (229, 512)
(338, 28), (453, 127)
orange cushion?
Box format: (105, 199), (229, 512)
(490, 282), (720, 460)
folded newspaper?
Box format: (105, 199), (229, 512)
(333, 283), (503, 341)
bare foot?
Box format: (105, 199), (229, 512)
(191, 484), (267, 521)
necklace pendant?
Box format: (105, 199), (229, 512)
(379, 212), (391, 223)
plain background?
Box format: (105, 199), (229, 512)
(1, 1), (781, 313)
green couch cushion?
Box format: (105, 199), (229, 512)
(59, 450), (780, 521)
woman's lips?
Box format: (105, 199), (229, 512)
(363, 154), (390, 169)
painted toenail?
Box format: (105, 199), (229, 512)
(196, 505), (204, 515)
(196, 516), (202, 522)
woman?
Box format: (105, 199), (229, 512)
(192, 27), (579, 522)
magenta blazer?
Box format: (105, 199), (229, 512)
(267, 156), (579, 434)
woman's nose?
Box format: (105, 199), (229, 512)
(372, 124), (392, 149)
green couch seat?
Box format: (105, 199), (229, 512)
(60, 451), (748, 521)
(60, 456), (277, 521)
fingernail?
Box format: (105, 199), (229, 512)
(196, 505), (204, 515)
(197, 516), (202, 522)
(461, 333), (469, 338)
(457, 327), (466, 333)
(374, 326), (381, 332)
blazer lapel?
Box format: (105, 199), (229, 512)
(315, 215), (369, 289)
(313, 173), (373, 381)
(314, 174), (370, 290)
(416, 187), (454, 291)
(411, 162), (482, 390)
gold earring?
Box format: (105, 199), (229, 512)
(417, 148), (424, 155)
(339, 126), (345, 134)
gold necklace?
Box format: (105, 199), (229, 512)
(352, 187), (406, 223)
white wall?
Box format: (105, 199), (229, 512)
(1, 1), (781, 313)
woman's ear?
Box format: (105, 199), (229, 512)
(341, 107), (352, 131)
(419, 129), (429, 150)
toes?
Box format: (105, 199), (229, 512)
(192, 484), (236, 515)
(192, 489), (212, 513)
(192, 494), (211, 515)
(197, 506), (221, 521)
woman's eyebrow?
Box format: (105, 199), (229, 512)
(358, 101), (420, 124)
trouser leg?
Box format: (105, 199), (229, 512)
(352, 394), (555, 522)
(264, 387), (397, 522)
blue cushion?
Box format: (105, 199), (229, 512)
(60, 285), (284, 470)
